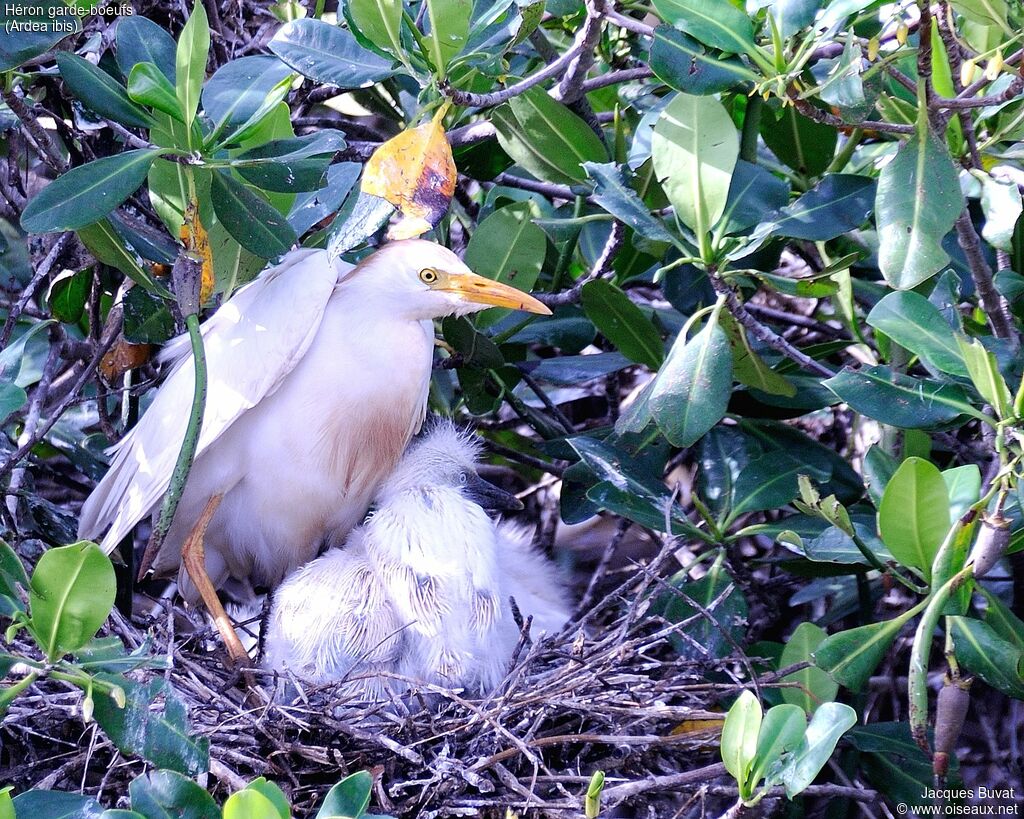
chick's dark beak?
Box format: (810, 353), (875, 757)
(463, 471), (525, 512)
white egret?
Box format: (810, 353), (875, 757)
(78, 241), (550, 665)
(263, 420), (570, 696)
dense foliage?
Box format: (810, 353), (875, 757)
(1, 0), (1023, 816)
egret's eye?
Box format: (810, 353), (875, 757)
(419, 268), (439, 285)
(458, 471), (468, 485)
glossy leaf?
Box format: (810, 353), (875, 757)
(649, 316), (732, 447)
(11, 791), (103, 819)
(942, 464), (981, 522)
(876, 123), (963, 289)
(748, 704), (806, 791)
(202, 55), (294, 132)
(731, 452), (827, 518)
(128, 771), (220, 819)
(316, 771), (373, 819)
(288, 162), (361, 236)
(127, 62), (184, 120)
(233, 131), (346, 192)
(979, 173), (1023, 250)
(717, 159), (790, 236)
(426, 0), (472, 75)
(349, 0), (404, 56)
(779, 622), (838, 714)
(958, 337), (1013, 419)
(754, 174), (875, 241)
(175, 1), (210, 128)
(269, 19), (397, 88)
(47, 268), (91, 324)
(761, 107), (836, 177)
(210, 170), (296, 259)
(584, 162), (676, 244)
(814, 607), (920, 691)
(866, 291), (968, 377)
(721, 690), (762, 788)
(56, 53), (153, 128)
(652, 0), (759, 57)
(949, 616), (1024, 699)
(774, 702), (858, 797)
(878, 457), (950, 580)
(116, 15), (177, 82)
(649, 26), (755, 95)
(22, 150), (165, 234)
(652, 93), (738, 238)
(824, 365), (986, 428)
(28, 541), (116, 660)
(242, 780), (290, 819)
(581, 280), (664, 369)
(492, 87), (608, 185)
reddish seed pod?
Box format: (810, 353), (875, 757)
(969, 513), (1011, 579)
(933, 677), (972, 779)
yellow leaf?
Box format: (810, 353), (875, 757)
(181, 198), (215, 304)
(362, 104), (456, 240)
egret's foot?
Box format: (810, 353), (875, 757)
(180, 494), (252, 671)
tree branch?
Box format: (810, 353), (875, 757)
(536, 220), (625, 307)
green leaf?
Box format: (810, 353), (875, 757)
(876, 124), (963, 289)
(47, 268), (91, 324)
(581, 282), (663, 370)
(129, 770), (220, 819)
(649, 316), (732, 447)
(652, 0), (759, 58)
(721, 690), (762, 788)
(28, 541), (116, 660)
(824, 365), (987, 428)
(56, 53), (153, 128)
(22, 150), (165, 234)
(774, 0), (824, 37)
(779, 622), (838, 714)
(243, 780), (290, 819)
(652, 93), (738, 238)
(232, 132), (345, 192)
(77, 217), (166, 295)
(949, 616), (1024, 699)
(223, 790), (282, 819)
(11, 791), (103, 819)
(288, 162), (361, 236)
(584, 162), (677, 244)
(748, 704), (806, 792)
(116, 15), (177, 82)
(660, 552), (749, 658)
(649, 26), (756, 95)
(878, 457), (950, 580)
(269, 19), (396, 89)
(866, 291), (968, 377)
(492, 87), (608, 185)
(202, 55), (294, 133)
(774, 702), (857, 797)
(176, 1), (210, 128)
(958, 337), (1013, 419)
(465, 202), (547, 328)
(0, 539), (30, 607)
(979, 587), (1024, 650)
(942, 464), (980, 522)
(317, 771), (373, 819)
(754, 174), (875, 241)
(426, 0), (472, 76)
(93, 675), (210, 775)
(349, 0), (405, 57)
(717, 159), (791, 236)
(760, 107), (837, 178)
(0, 1), (80, 71)
(127, 62), (184, 121)
(730, 452), (827, 518)
(210, 170), (296, 259)
(814, 606), (921, 691)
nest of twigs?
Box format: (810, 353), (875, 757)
(0, 531), (767, 818)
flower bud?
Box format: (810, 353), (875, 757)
(985, 51), (1004, 81)
(82, 693), (94, 724)
(970, 513), (1010, 578)
(960, 59), (977, 88)
(868, 37), (880, 61)
(896, 22), (908, 46)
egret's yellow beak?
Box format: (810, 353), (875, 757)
(443, 271), (552, 315)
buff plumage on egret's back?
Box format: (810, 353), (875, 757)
(77, 240), (550, 665)
(263, 420), (571, 697)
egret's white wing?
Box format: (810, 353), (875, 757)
(79, 248), (349, 552)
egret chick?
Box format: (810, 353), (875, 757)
(263, 421), (570, 697)
(78, 241), (550, 666)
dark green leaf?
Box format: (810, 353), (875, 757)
(814, 607), (920, 691)
(47, 268), (91, 324)
(28, 541), (116, 660)
(876, 124), (963, 289)
(525, 352), (632, 386)
(823, 365), (986, 428)
(11, 791), (103, 819)
(717, 159), (790, 236)
(775, 0), (824, 37)
(661, 552), (749, 659)
(288, 162), (361, 236)
(77, 217), (166, 295)
(129, 770), (219, 819)
(116, 15), (177, 82)
(652, 0), (759, 57)
(202, 55), (294, 131)
(122, 285), (175, 344)
(755, 174), (875, 241)
(22, 150), (164, 234)
(442, 316), (504, 368)
(127, 63), (183, 121)
(581, 280), (664, 369)
(731, 452), (828, 518)
(316, 771), (373, 819)
(325, 189), (395, 257)
(584, 162), (677, 244)
(56, 53), (153, 128)
(492, 87), (608, 185)
(210, 170), (296, 259)
(269, 19), (396, 89)
(949, 616), (1024, 699)
(649, 317), (732, 447)
(0, 2), (80, 71)
(649, 26), (755, 95)
(867, 290), (967, 377)
(761, 107), (837, 177)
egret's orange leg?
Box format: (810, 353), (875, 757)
(181, 494), (250, 669)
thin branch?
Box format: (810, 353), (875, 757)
(557, 0), (608, 104)
(2, 87), (68, 173)
(710, 274), (838, 378)
(580, 65), (654, 93)
(935, 76), (1024, 109)
(492, 172), (580, 201)
(787, 91), (915, 135)
(441, 44), (587, 108)
(0, 233), (74, 349)
(605, 9), (654, 36)
(536, 220), (625, 308)
(953, 211), (1017, 344)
